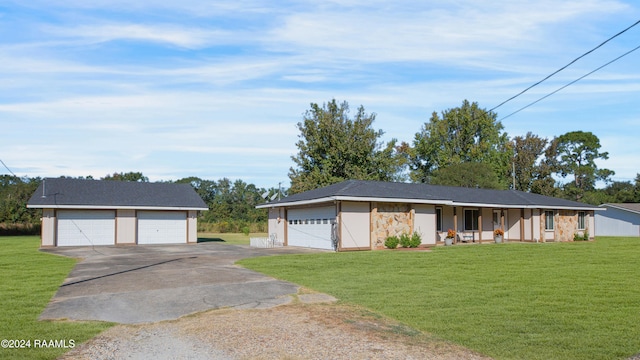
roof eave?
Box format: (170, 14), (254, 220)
(256, 196), (453, 209)
(27, 204), (208, 211)
(257, 198), (600, 211)
(599, 203), (640, 215)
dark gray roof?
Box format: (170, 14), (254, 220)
(27, 178), (208, 210)
(264, 180), (597, 209)
(600, 203), (640, 215)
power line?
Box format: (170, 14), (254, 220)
(0, 159), (17, 177)
(490, 19), (640, 112)
(499, 43), (640, 121)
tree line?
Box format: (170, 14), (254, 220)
(0, 173), (277, 235)
(288, 99), (636, 206)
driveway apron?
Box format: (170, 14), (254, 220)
(39, 243), (323, 324)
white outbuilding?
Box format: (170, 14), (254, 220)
(595, 203), (640, 237)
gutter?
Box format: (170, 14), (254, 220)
(26, 205), (209, 211)
(257, 196), (601, 211)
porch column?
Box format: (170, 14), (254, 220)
(478, 210), (482, 243)
(453, 207), (458, 244)
(520, 209), (525, 242)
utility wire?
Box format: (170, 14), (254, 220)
(490, 19), (640, 112)
(499, 43), (640, 121)
(0, 159), (17, 177)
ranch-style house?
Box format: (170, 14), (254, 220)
(257, 180), (599, 251)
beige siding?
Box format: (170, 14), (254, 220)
(116, 209), (136, 245)
(480, 208), (493, 242)
(532, 209), (541, 242)
(41, 209), (56, 247)
(523, 209), (532, 241)
(340, 201), (371, 249)
(413, 204), (436, 245)
(187, 210), (198, 243)
(507, 209), (520, 241)
(268, 207), (286, 245)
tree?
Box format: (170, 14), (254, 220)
(288, 99), (405, 194)
(512, 132), (548, 192)
(102, 172), (148, 182)
(410, 100), (512, 187)
(552, 131), (614, 201)
(430, 162), (502, 189)
(0, 176), (41, 233)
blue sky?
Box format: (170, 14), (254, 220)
(2, 0), (639, 189)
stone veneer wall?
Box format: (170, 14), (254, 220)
(371, 203), (412, 249)
(540, 210), (582, 242)
(555, 210), (578, 242)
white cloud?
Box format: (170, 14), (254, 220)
(42, 23), (232, 49)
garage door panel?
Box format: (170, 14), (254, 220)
(138, 211), (187, 244)
(288, 206), (335, 250)
(57, 210), (116, 246)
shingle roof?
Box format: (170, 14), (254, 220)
(261, 180), (598, 210)
(27, 178), (208, 210)
(600, 203), (640, 215)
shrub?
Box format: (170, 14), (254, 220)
(409, 232), (422, 248)
(241, 226), (250, 236)
(385, 235), (399, 249)
(574, 231), (590, 241)
(399, 233), (412, 248)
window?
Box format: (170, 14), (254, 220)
(578, 211), (586, 230)
(545, 210), (554, 230)
(436, 207), (443, 232)
(464, 209), (479, 231)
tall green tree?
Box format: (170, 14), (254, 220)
(430, 162), (502, 189)
(288, 99), (405, 194)
(552, 131), (614, 201)
(410, 100), (512, 187)
(513, 132), (548, 192)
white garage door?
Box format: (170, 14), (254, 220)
(57, 210), (116, 246)
(137, 211), (187, 244)
(287, 206), (336, 250)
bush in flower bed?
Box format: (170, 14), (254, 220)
(398, 232), (422, 248)
(385, 235), (400, 249)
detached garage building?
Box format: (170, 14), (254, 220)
(27, 178), (208, 247)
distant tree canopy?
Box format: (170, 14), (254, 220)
(288, 99), (405, 194)
(410, 100), (512, 188)
(103, 172), (149, 182)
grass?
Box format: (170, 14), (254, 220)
(197, 232), (266, 245)
(238, 237), (640, 360)
(0, 236), (113, 360)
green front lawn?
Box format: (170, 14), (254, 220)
(239, 237), (640, 359)
(0, 236), (112, 360)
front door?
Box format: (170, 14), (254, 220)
(493, 210), (507, 240)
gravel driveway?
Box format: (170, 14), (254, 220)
(61, 294), (491, 360)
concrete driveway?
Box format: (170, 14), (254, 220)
(39, 243), (326, 324)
